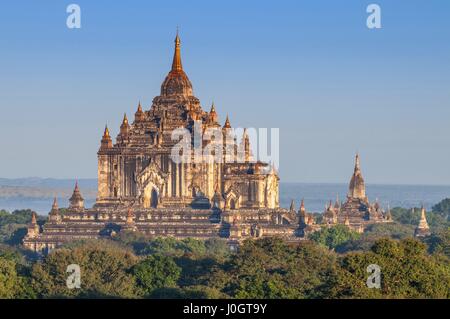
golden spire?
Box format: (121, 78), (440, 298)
(209, 102), (218, 123)
(415, 205), (430, 237)
(52, 197), (58, 210)
(122, 113), (128, 125)
(419, 206), (429, 229)
(103, 125), (110, 139)
(171, 29), (183, 73)
(31, 211), (37, 224)
(386, 203), (392, 221)
(354, 153), (360, 172)
(135, 101), (144, 122)
(223, 115), (231, 129)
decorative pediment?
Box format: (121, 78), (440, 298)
(224, 186), (241, 210)
(136, 161), (168, 193)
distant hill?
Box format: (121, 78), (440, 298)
(0, 178), (97, 189)
(0, 178), (97, 200)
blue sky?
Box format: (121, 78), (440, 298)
(0, 0), (449, 184)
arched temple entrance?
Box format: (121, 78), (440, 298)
(143, 185), (159, 209)
(230, 199), (236, 210)
(151, 188), (158, 208)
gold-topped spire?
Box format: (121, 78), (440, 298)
(415, 205), (431, 237)
(52, 197), (58, 211)
(101, 124), (113, 149)
(208, 102), (218, 123)
(355, 153), (360, 172)
(31, 211), (37, 224)
(348, 153), (366, 200)
(135, 101), (145, 122)
(103, 125), (110, 139)
(223, 115), (231, 129)
(122, 113), (128, 125)
(171, 29), (183, 73)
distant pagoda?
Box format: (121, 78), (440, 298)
(414, 206), (431, 237)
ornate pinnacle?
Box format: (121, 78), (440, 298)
(300, 199), (305, 212)
(52, 197), (58, 211)
(103, 125), (111, 139)
(290, 200), (295, 212)
(171, 30), (183, 72)
(223, 115), (231, 129)
(31, 211), (37, 224)
(354, 153), (360, 172)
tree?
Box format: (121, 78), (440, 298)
(432, 198), (450, 218)
(423, 228), (450, 259)
(133, 254), (181, 296)
(0, 257), (20, 298)
(336, 223), (415, 253)
(31, 240), (139, 298)
(208, 238), (337, 299)
(329, 238), (450, 299)
(309, 225), (361, 250)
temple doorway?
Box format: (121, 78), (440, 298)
(143, 184), (159, 208)
(151, 188), (158, 208)
(230, 199), (236, 210)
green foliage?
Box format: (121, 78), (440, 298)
(432, 198), (450, 217)
(133, 254), (181, 296)
(31, 240), (140, 298)
(0, 257), (21, 298)
(336, 223), (415, 253)
(115, 235), (230, 261)
(309, 225), (361, 250)
(208, 238), (336, 299)
(0, 254), (35, 298)
(423, 228), (450, 258)
(329, 238), (450, 299)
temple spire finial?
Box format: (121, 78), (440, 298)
(355, 152), (360, 171)
(31, 211), (37, 224)
(171, 28), (183, 72)
(103, 124), (110, 139)
(52, 197), (58, 210)
(223, 114), (231, 129)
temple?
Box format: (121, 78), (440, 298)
(23, 34), (391, 253)
(414, 206), (431, 237)
(319, 154), (391, 233)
